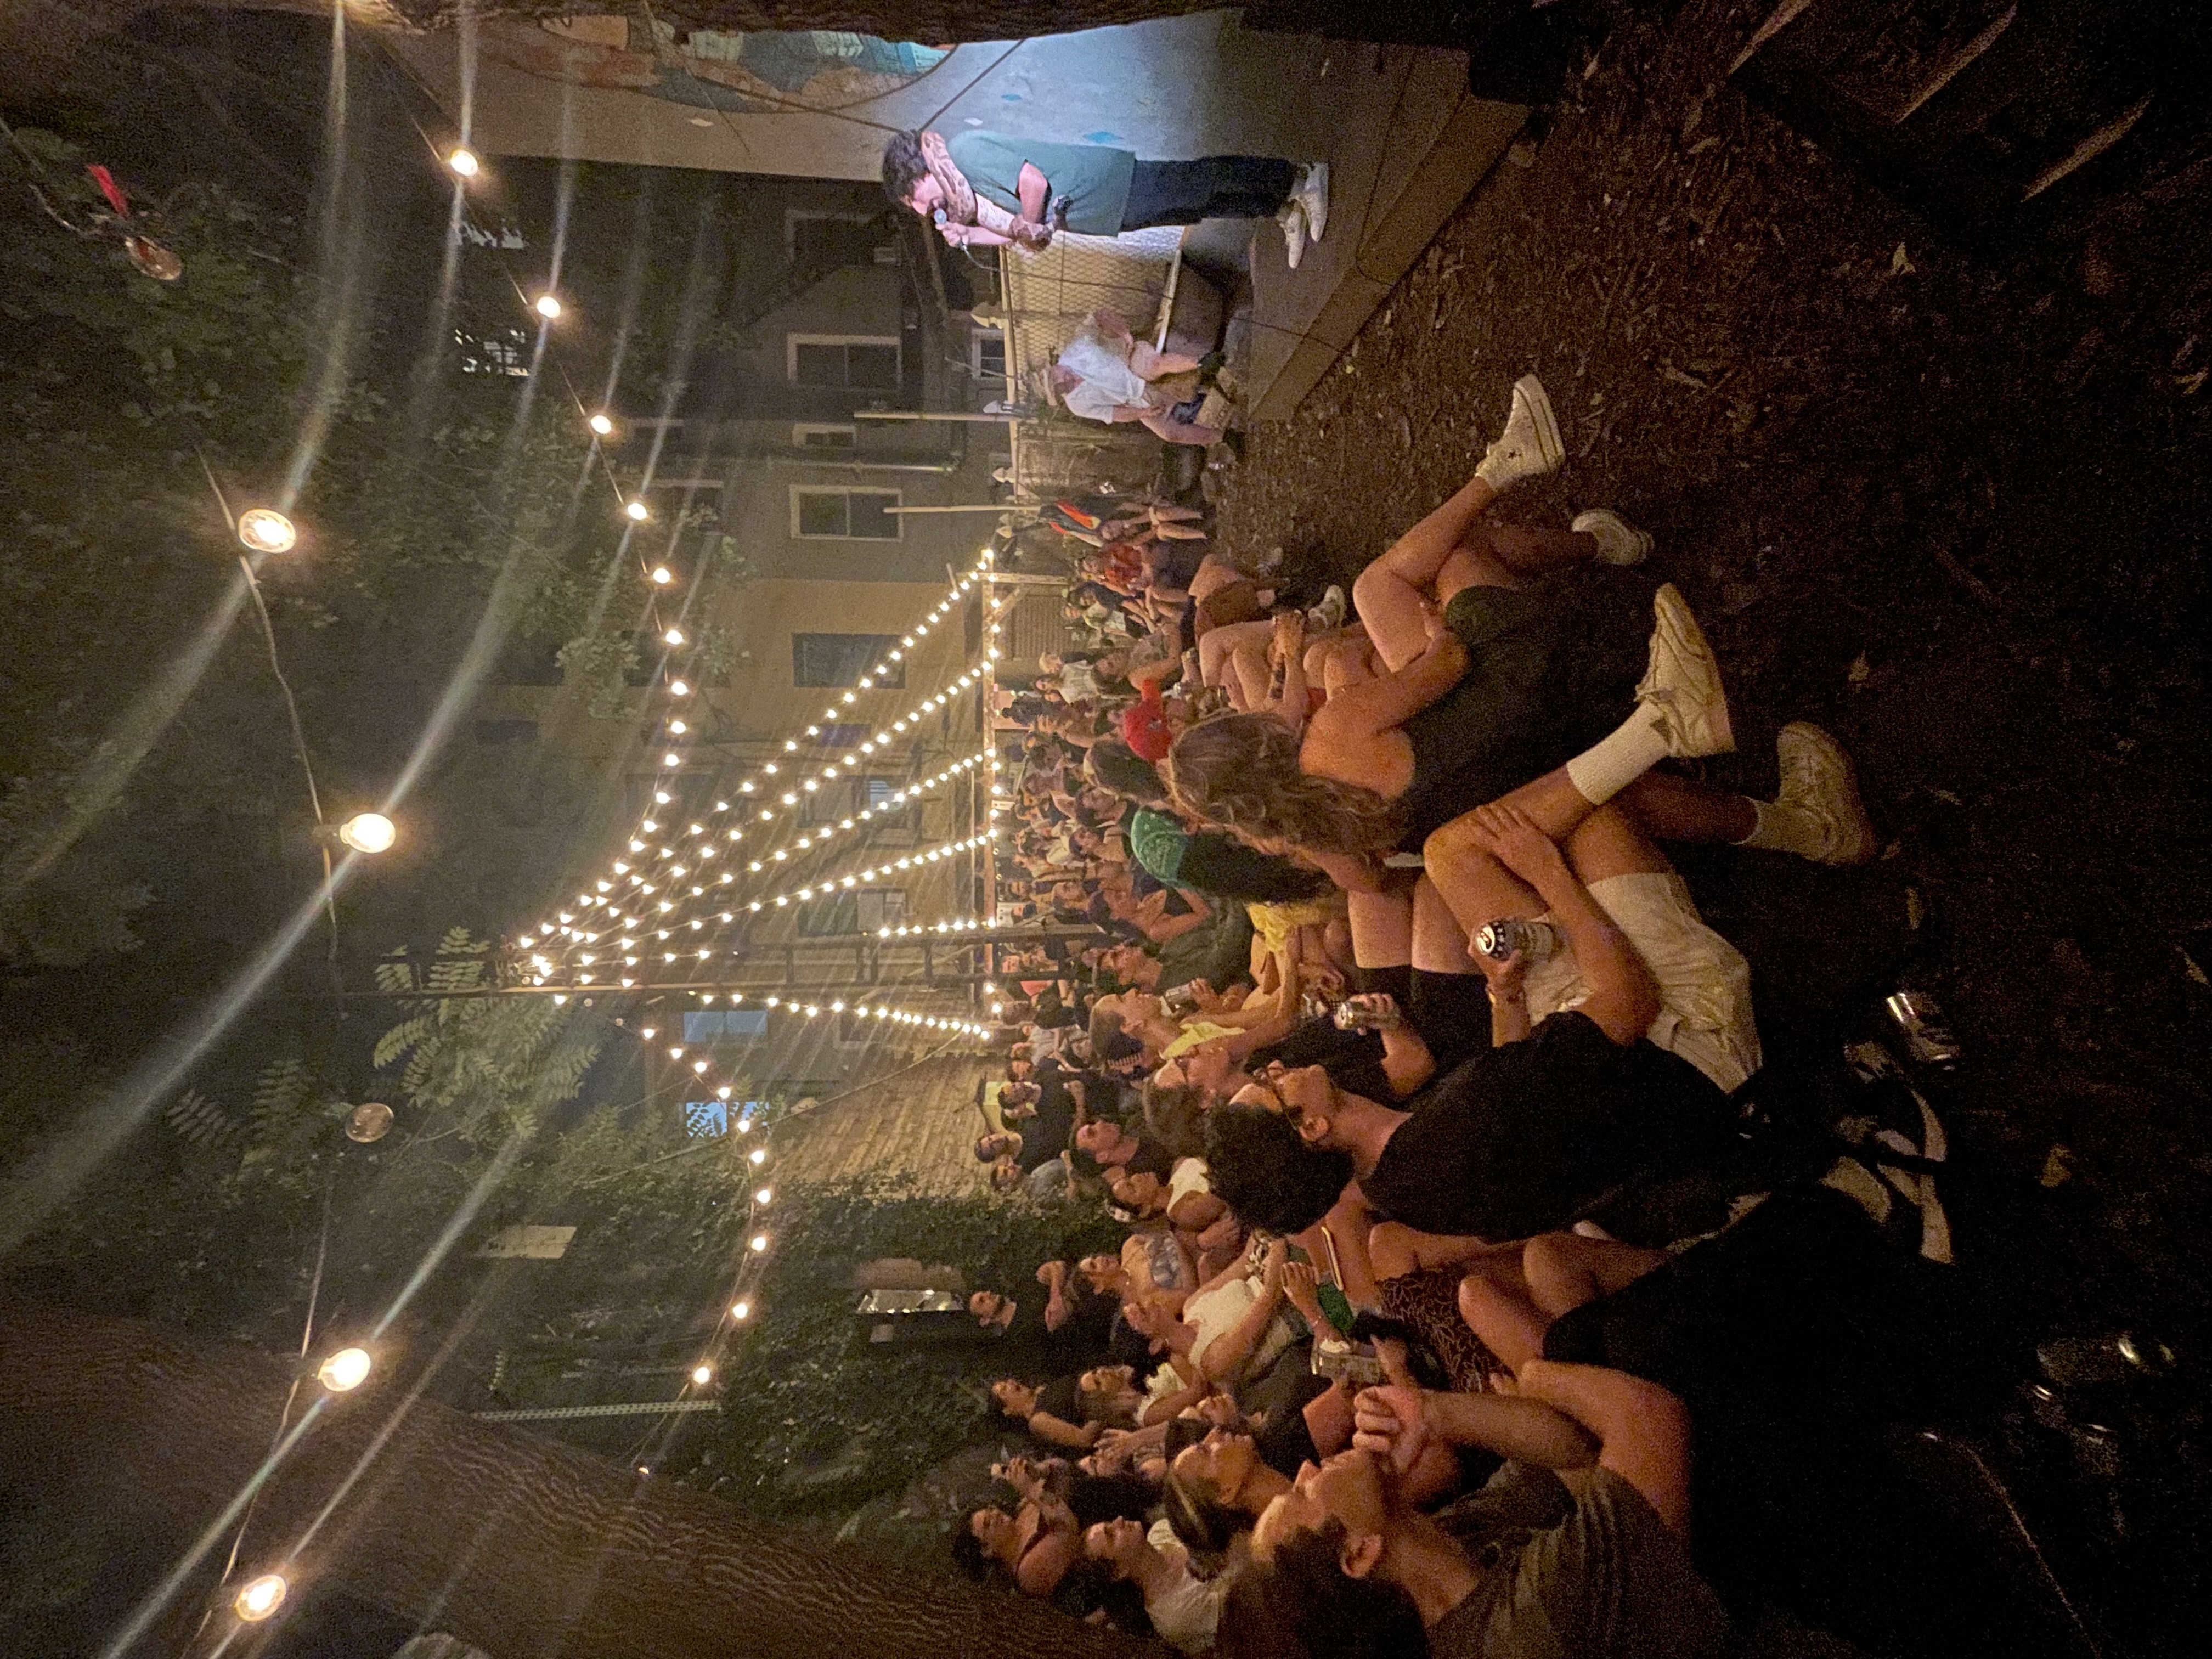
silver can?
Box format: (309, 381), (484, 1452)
(1475, 918), (1559, 962)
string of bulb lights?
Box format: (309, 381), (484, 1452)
(201, 131), (1014, 1641)
(513, 551), (1002, 960)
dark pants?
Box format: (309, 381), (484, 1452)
(1177, 833), (1330, 904)
(1120, 156), (1298, 228)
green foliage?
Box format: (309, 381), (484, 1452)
(692, 1178), (1126, 1518)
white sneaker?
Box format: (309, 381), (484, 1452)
(1773, 721), (1876, 864)
(1571, 507), (1652, 566)
(1294, 161), (1330, 244)
(1474, 374), (1565, 493)
(1277, 201), (1307, 270)
(1305, 584), (1347, 630)
(1636, 583), (1734, 757)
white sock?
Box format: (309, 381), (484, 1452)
(1737, 797), (1816, 856)
(1564, 707), (1669, 805)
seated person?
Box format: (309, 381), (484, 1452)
(1203, 800), (1758, 1244)
(1221, 1362), (1733, 1659)
(1086, 1516), (1224, 1654)
(1166, 377), (1876, 886)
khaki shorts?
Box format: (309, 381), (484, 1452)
(1521, 872), (1762, 1093)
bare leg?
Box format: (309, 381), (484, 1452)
(1140, 411), (1222, 447)
(1354, 472), (1502, 672)
(1197, 618), (1273, 689)
(1426, 799), (1666, 941)
(1618, 771), (1757, 844)
(1520, 1232), (1668, 1321)
(1457, 1269), (1549, 1373)
(1409, 874), (1477, 974)
(1347, 887), (1412, 969)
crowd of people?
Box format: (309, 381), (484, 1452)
(947, 375), (2006, 1657)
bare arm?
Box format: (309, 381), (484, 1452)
(1016, 161), (1051, 223)
(1307, 628), (1468, 743)
(1469, 806), (1658, 1045)
(1379, 1022), (1437, 1094)
(1352, 1383), (1600, 1474)
(1516, 1359), (1695, 1534)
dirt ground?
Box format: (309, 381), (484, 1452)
(1218, 0), (2212, 1339)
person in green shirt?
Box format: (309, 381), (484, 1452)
(884, 129), (1331, 268)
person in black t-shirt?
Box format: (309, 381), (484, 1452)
(1203, 802), (1742, 1242)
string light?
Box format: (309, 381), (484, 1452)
(690, 1362), (715, 1385)
(315, 1346), (373, 1391)
(236, 507), (298, 555)
(626, 500), (650, 522)
(234, 1575), (287, 1622)
(589, 411), (614, 436)
(446, 146), (479, 178)
(336, 811), (397, 855)
(731, 1300), (752, 1320)
(650, 565), (674, 585)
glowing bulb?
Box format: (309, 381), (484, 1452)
(754, 1187), (773, 1205)
(588, 411), (614, 436)
(625, 499), (650, 522)
(534, 293), (563, 320)
(650, 565), (674, 585)
(317, 1346), (372, 1391)
(691, 1363), (715, 1385)
(667, 719), (687, 735)
(234, 1575), (287, 1622)
(236, 507), (298, 555)
(748, 1147), (768, 1166)
(664, 628), (685, 646)
(750, 1233), (769, 1252)
(447, 146), (481, 178)
(731, 1300), (752, 1319)
(336, 812), (397, 854)
(669, 679), (690, 696)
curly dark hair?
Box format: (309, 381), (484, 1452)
(1218, 1519), (1431, 1659)
(949, 1514), (994, 1581)
(881, 130), (929, 206)
(1203, 1103), (1355, 1235)
(1167, 711), (1408, 855)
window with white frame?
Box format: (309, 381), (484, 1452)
(792, 486), (901, 540)
(788, 334), (900, 390)
(791, 422), (857, 450)
(970, 325), (1007, 382)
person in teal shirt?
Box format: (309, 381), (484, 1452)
(884, 129), (1330, 266)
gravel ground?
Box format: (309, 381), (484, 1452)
(1217, 0), (2212, 1336)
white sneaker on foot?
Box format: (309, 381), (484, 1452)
(1637, 583), (1735, 756)
(1474, 374), (1565, 493)
(1295, 161), (1330, 243)
(1571, 507), (1652, 566)
(1276, 201), (1307, 269)
(1773, 721), (1876, 864)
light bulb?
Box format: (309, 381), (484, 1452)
(447, 146), (481, 178)
(663, 628), (685, 646)
(236, 507), (298, 555)
(317, 1346), (372, 1391)
(589, 411), (614, 436)
(234, 1575), (287, 1622)
(691, 1363), (715, 1385)
(731, 1300), (752, 1319)
(337, 811), (397, 854)
(669, 678), (690, 696)
(650, 565), (673, 585)
(754, 1187), (773, 1205)
(625, 500), (650, 522)
(749, 1233), (769, 1252)
(748, 1147), (768, 1165)
(534, 293), (562, 320)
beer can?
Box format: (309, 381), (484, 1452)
(1475, 918), (1559, 962)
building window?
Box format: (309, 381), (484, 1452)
(454, 326), (531, 377)
(792, 487), (901, 540)
(858, 887), (908, 932)
(800, 781), (853, 826)
(971, 326), (1007, 381)
(788, 334), (900, 389)
(866, 775), (920, 830)
(797, 887), (906, 938)
(684, 1009), (769, 1042)
(792, 422), (857, 450)
(819, 722), (870, 748)
(793, 633), (904, 689)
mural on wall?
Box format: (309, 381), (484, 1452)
(482, 16), (951, 114)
